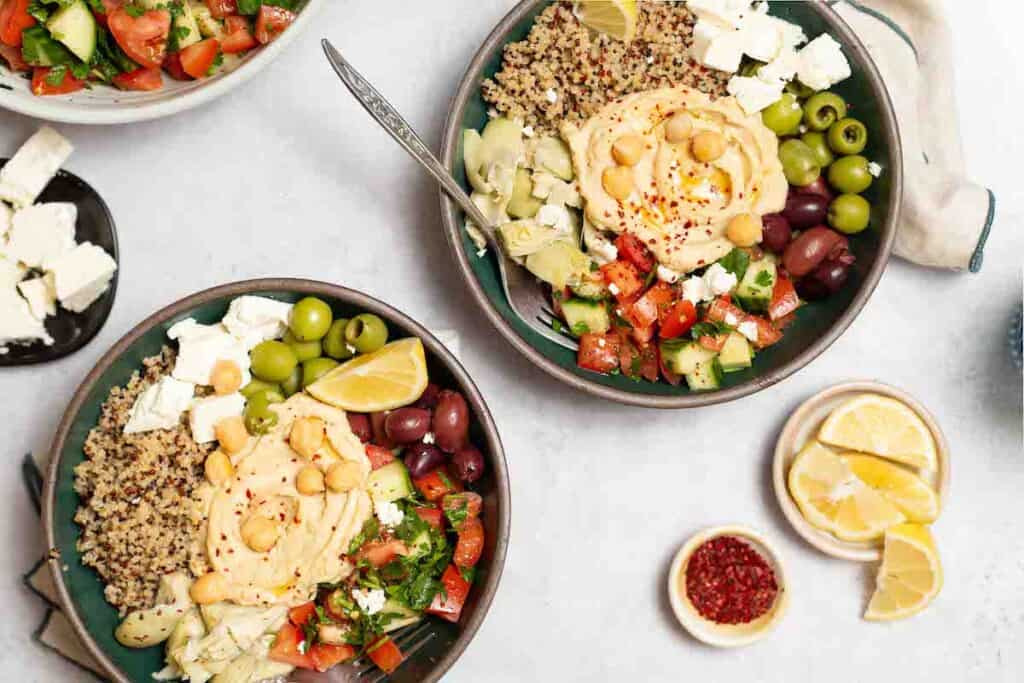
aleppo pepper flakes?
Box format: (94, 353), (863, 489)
(685, 535), (779, 625)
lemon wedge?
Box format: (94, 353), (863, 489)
(844, 453), (940, 523)
(576, 0), (639, 43)
(865, 524), (942, 621)
(819, 394), (937, 469)
(306, 338), (428, 413)
(788, 441), (905, 543)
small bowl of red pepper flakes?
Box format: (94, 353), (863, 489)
(667, 526), (789, 647)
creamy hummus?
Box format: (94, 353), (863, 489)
(192, 394), (372, 607)
(563, 86), (787, 273)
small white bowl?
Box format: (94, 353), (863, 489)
(667, 525), (789, 648)
(0, 0), (324, 125)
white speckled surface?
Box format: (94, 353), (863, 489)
(1, 1), (1022, 681)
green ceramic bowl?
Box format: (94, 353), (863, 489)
(43, 279), (510, 683)
(440, 0), (902, 408)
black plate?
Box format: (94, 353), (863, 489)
(1, 159), (118, 366)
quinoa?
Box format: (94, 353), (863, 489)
(73, 348), (212, 616)
(482, 1), (730, 136)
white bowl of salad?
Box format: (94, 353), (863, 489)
(0, 0), (322, 124)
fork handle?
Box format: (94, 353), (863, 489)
(321, 40), (498, 245)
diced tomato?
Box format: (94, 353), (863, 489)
(288, 601), (317, 627)
(748, 315), (783, 349)
(698, 334), (729, 352)
(205, 0), (237, 19)
(414, 506), (443, 531)
(269, 623), (315, 670)
(427, 565), (471, 623)
(163, 51), (190, 80)
(0, 0), (35, 48)
(624, 282), (674, 330)
(357, 540), (409, 568)
(221, 14), (258, 53)
(577, 332), (621, 374)
(112, 67), (163, 91)
(614, 233), (655, 272)
(619, 336), (658, 381)
(310, 642), (356, 672)
(179, 37), (219, 79)
(108, 7), (170, 69)
(0, 43), (28, 71)
(31, 67), (84, 96)
(413, 466), (463, 502)
(365, 444), (395, 470)
(656, 344), (682, 386)
(600, 260), (644, 301)
(659, 300), (697, 339)
(704, 296), (746, 327)
(454, 517), (484, 568)
(768, 275), (801, 321)
(255, 4), (295, 44)
(93, 0), (125, 29)
(442, 492), (482, 530)
(366, 636), (404, 674)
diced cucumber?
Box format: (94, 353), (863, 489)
(172, 1), (203, 50)
(570, 272), (608, 301)
(367, 460), (413, 503)
(685, 356), (723, 391)
(561, 298), (610, 336)
(407, 529), (432, 559)
(734, 257), (777, 313)
(660, 340), (717, 376)
(21, 26), (74, 67)
(380, 599), (422, 633)
(46, 0), (96, 64)
(507, 168), (543, 219)
(191, 2), (224, 39)
(718, 332), (753, 372)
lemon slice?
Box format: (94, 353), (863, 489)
(865, 524), (942, 621)
(819, 394), (937, 469)
(576, 0), (639, 42)
(306, 338), (428, 413)
(844, 453), (940, 523)
(788, 441), (905, 543)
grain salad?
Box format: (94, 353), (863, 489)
(481, 1), (730, 135)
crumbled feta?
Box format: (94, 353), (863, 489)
(657, 264), (681, 284)
(0, 288), (52, 350)
(221, 295), (293, 349)
(608, 282), (621, 296)
(682, 275), (712, 304)
(799, 124), (808, 134)
(522, 125), (535, 138)
(189, 393), (246, 443)
(45, 242), (117, 313)
(169, 320), (252, 387)
(724, 312), (740, 326)
(18, 275), (56, 320)
(2, 203), (76, 268)
(352, 588), (386, 616)
(375, 500), (405, 528)
(0, 127), (74, 209)
(703, 263), (738, 296)
(345, 343), (357, 355)
(868, 162), (883, 178)
(737, 320), (759, 342)
(691, 19), (745, 73)
(796, 34), (851, 91)
(422, 431), (436, 445)
(545, 88), (558, 103)
(124, 377), (196, 434)
(536, 204), (573, 235)
(597, 337), (607, 348)
(727, 75), (785, 114)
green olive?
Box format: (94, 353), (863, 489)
(302, 357), (340, 388)
(803, 92), (847, 132)
(827, 117), (868, 155)
(244, 393), (281, 435)
(801, 131), (835, 168)
(828, 193), (872, 234)
(289, 297), (333, 342)
(785, 80), (816, 100)
(323, 318), (353, 360)
(778, 139), (821, 187)
(828, 155), (873, 194)
(761, 93), (803, 136)
(344, 314), (389, 354)
(240, 379), (282, 399)
(281, 366), (302, 397)
(283, 330), (322, 363)
(250, 340), (298, 383)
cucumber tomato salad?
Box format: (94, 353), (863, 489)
(0, 1), (299, 95)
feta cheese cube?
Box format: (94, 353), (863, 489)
(657, 264), (681, 284)
(682, 275), (712, 304)
(0, 255), (26, 288)
(18, 275), (56, 320)
(169, 320), (252, 387)
(692, 19), (746, 73)
(738, 320), (759, 342)
(0, 288), (52, 350)
(189, 393), (246, 443)
(375, 500), (405, 528)
(703, 263), (739, 296)
(536, 204), (573, 235)
(777, 18), (808, 51)
(124, 376), (196, 434)
(45, 242), (117, 313)
(758, 47), (800, 84)
(0, 202), (11, 239)
(738, 12), (783, 63)
(2, 203), (76, 268)
(687, 0), (752, 29)
(727, 75), (785, 114)
(221, 295), (293, 349)
(0, 127), (74, 209)
(796, 34), (851, 91)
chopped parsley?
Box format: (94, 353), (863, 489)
(754, 270), (773, 287)
(690, 320), (733, 340)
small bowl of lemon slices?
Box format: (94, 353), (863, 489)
(773, 382), (949, 621)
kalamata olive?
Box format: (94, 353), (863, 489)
(414, 383), (442, 410)
(782, 192), (829, 230)
(451, 445), (485, 483)
(797, 258), (852, 300)
(404, 442), (446, 479)
(433, 390), (469, 453)
(384, 407), (432, 444)
(370, 411), (395, 449)
(761, 213), (792, 254)
(347, 413), (372, 443)
(797, 176), (835, 202)
(782, 226), (845, 277)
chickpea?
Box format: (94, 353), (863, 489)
(204, 450), (234, 486)
(296, 465), (325, 495)
(210, 360), (243, 396)
(190, 572), (229, 605)
(240, 515), (280, 553)
(601, 166), (634, 201)
(664, 113), (693, 144)
(290, 416), (325, 459)
(325, 461), (363, 493)
(611, 135), (645, 167)
(691, 130), (727, 163)
(215, 417), (249, 455)
(726, 213), (764, 247)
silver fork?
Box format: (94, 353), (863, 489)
(288, 621), (436, 683)
(322, 39), (580, 352)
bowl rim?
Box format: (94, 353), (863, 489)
(41, 278), (511, 683)
(0, 0), (325, 125)
(439, 0), (904, 409)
